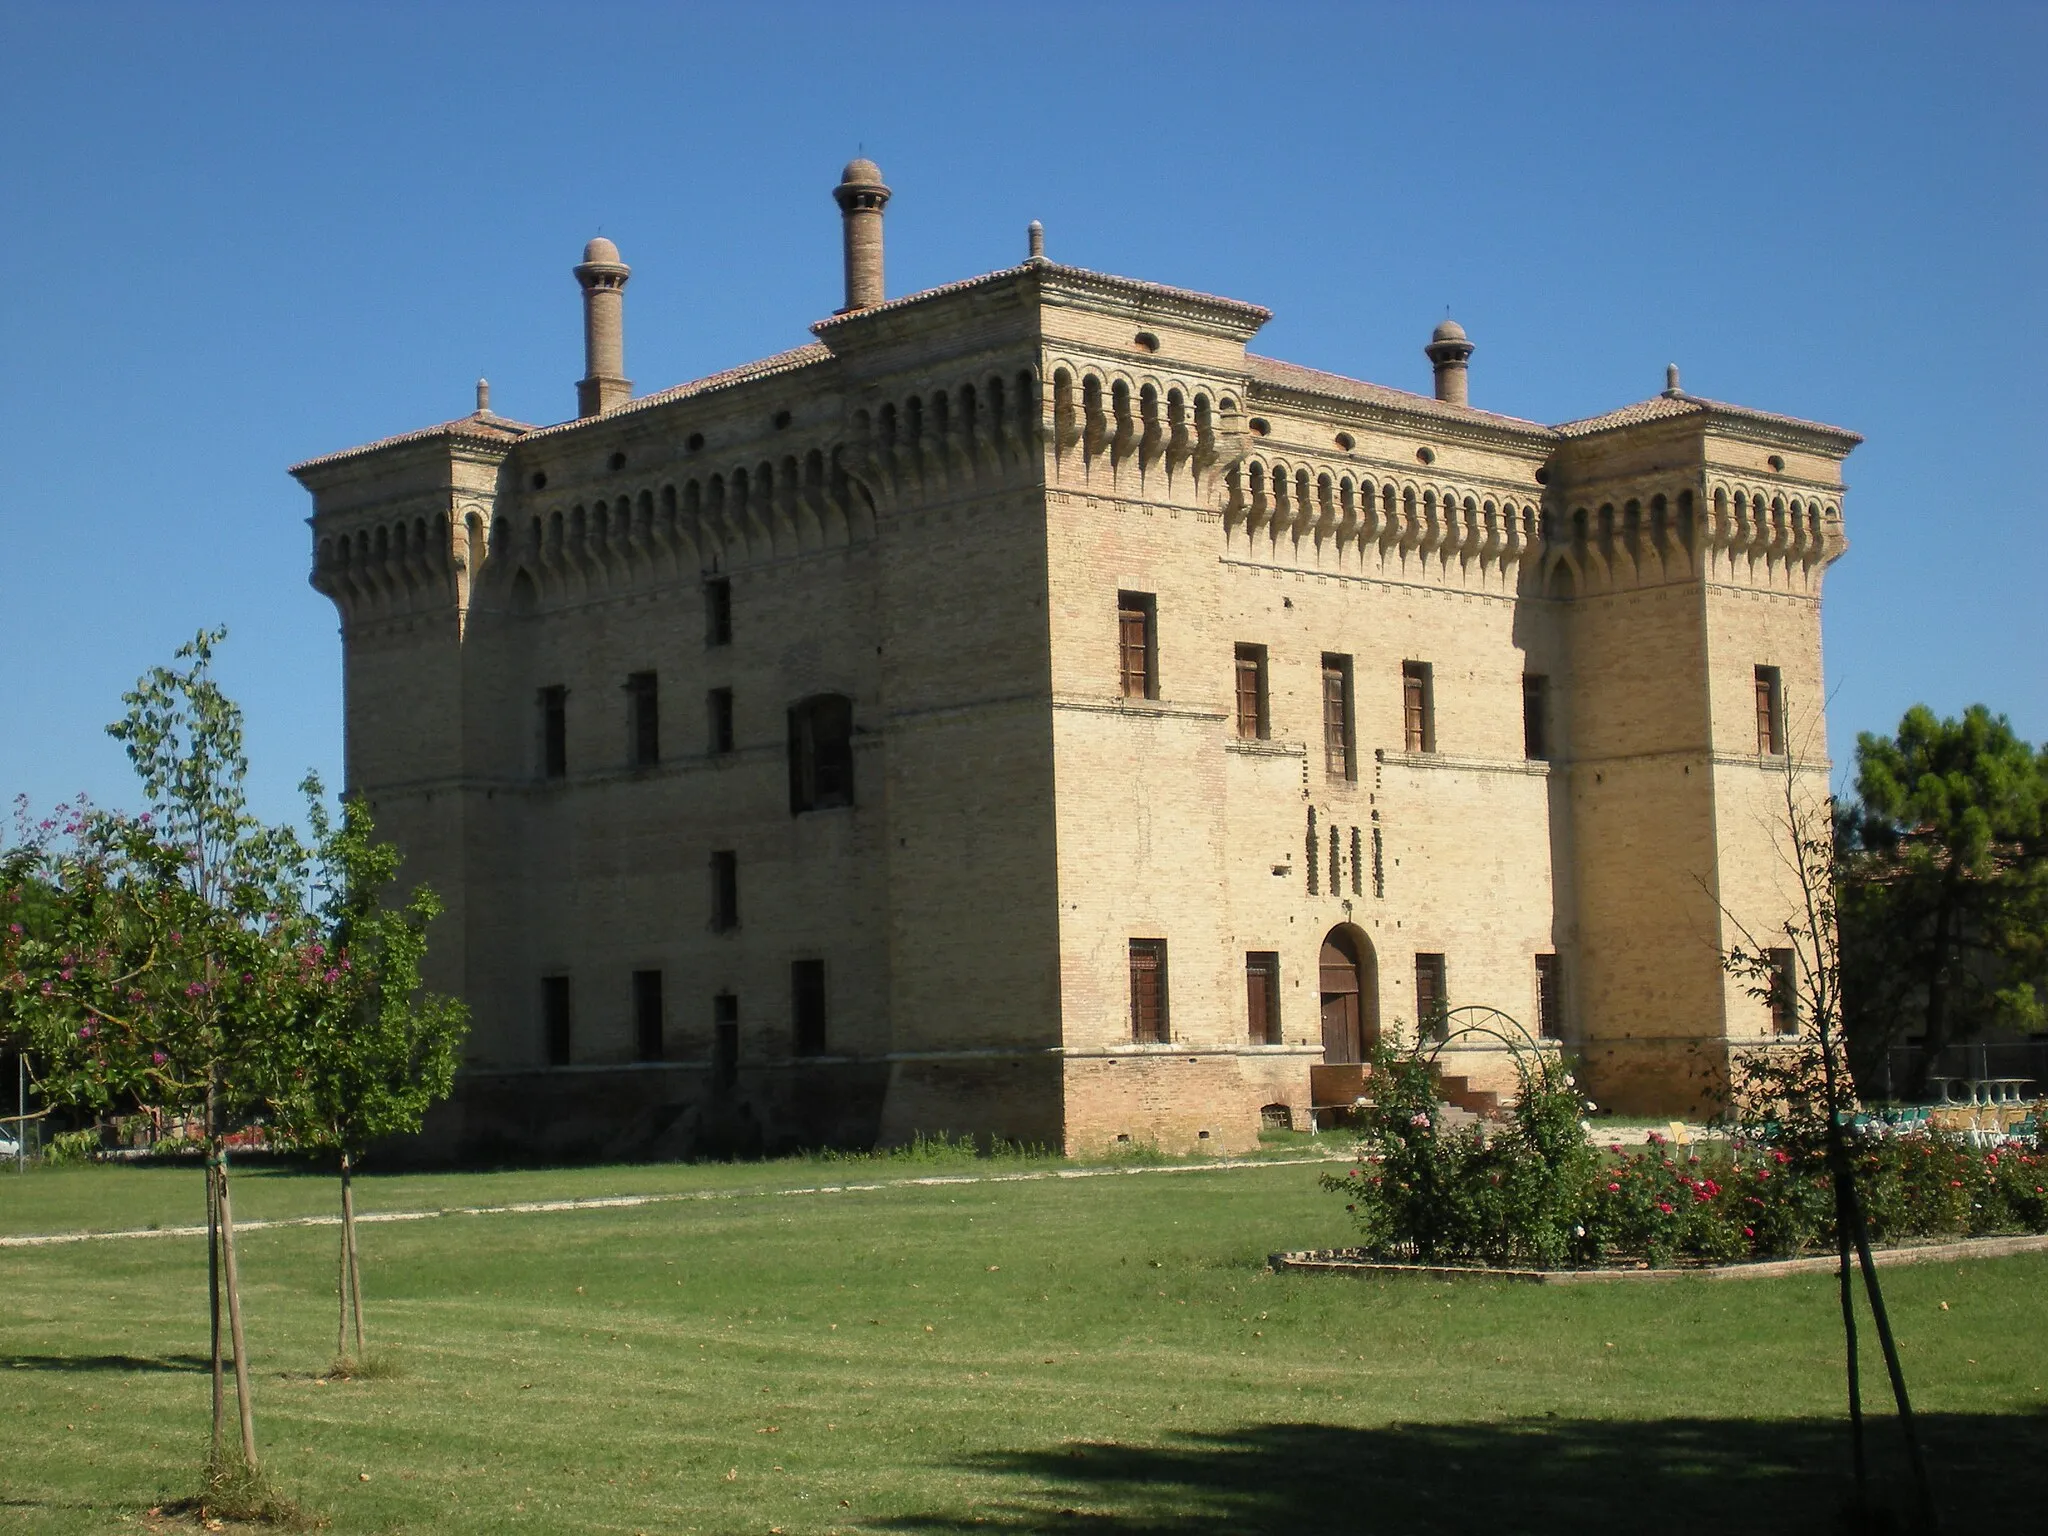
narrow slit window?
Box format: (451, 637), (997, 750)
(1234, 644), (1268, 740)
(792, 959), (827, 1056)
(1535, 954), (1562, 1040)
(1118, 591), (1157, 699)
(1414, 953), (1447, 1042)
(627, 671), (659, 767)
(1322, 653), (1355, 780)
(540, 685), (568, 779)
(632, 969), (664, 1061)
(1129, 938), (1169, 1043)
(1523, 673), (1549, 761)
(542, 975), (571, 1065)
(1755, 666), (1784, 755)
(1245, 951), (1281, 1045)
(1402, 662), (1435, 754)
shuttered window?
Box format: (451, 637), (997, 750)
(1245, 951), (1281, 1045)
(1414, 952), (1447, 1041)
(792, 959), (827, 1055)
(710, 851), (739, 931)
(628, 671), (660, 767)
(1535, 953), (1562, 1039)
(788, 694), (855, 813)
(542, 975), (572, 1065)
(1322, 654), (1354, 779)
(633, 969), (664, 1061)
(1755, 666), (1784, 755)
(540, 686), (568, 779)
(708, 687), (735, 755)
(1129, 939), (1169, 1043)
(1234, 644), (1267, 740)
(1117, 592), (1157, 699)
(713, 993), (739, 1088)
(705, 576), (733, 647)
(1768, 948), (1798, 1034)
(1402, 662), (1434, 753)
(1523, 674), (1549, 761)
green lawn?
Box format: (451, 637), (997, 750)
(2, 1157), (2043, 1534)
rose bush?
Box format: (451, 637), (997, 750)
(1326, 1051), (2048, 1268)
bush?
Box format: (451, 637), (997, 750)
(1327, 1050), (2048, 1269)
(43, 1127), (102, 1165)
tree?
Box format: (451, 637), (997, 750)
(1721, 761), (1936, 1532)
(1843, 705), (2048, 1095)
(267, 783), (467, 1368)
(1, 631), (312, 1481)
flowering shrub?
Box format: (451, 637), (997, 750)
(1327, 1054), (2048, 1268)
(1322, 1044), (1597, 1268)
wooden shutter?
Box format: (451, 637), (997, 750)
(1120, 607), (1150, 698)
(1535, 954), (1561, 1039)
(1769, 948), (1797, 1033)
(1403, 666), (1429, 753)
(1755, 669), (1781, 755)
(1523, 674), (1547, 760)
(1129, 939), (1168, 1043)
(1414, 953), (1445, 1040)
(1323, 666), (1347, 775)
(1235, 650), (1262, 739)
(1246, 952), (1279, 1045)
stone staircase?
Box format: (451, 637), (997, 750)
(1308, 1061), (1503, 1131)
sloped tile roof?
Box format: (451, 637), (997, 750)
(1246, 355), (1553, 434)
(518, 343), (833, 438)
(1554, 393), (1862, 445)
(289, 411), (534, 474)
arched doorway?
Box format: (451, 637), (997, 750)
(1319, 926), (1379, 1064)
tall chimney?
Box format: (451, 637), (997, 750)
(1424, 317), (1474, 407)
(574, 236), (632, 417)
(833, 158), (890, 313)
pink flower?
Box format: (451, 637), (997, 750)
(1409, 1112), (1431, 1128)
(184, 981), (208, 998)
(1657, 1202), (1674, 1214)
(151, 1051), (167, 1066)
(1607, 1182), (1621, 1193)
(1743, 1226), (1755, 1238)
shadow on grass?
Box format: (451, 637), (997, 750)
(0, 1352), (211, 1374)
(883, 1413), (2048, 1534)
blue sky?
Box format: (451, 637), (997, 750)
(2, 2), (2042, 827)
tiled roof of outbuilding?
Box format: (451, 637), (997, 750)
(810, 260), (1274, 335)
(288, 411), (534, 474)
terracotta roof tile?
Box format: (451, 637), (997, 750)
(1246, 355), (1553, 434)
(810, 260), (1273, 334)
(1553, 393), (1861, 445)
(289, 411), (534, 474)
(518, 343), (833, 438)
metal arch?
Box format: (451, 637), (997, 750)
(1418, 1005), (1552, 1072)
